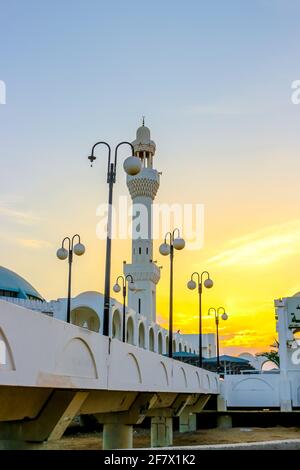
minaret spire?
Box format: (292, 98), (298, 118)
(124, 122), (160, 323)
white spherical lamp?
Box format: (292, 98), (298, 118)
(128, 281), (136, 291)
(113, 283), (121, 293)
(74, 242), (85, 256)
(173, 237), (185, 250)
(159, 243), (170, 256)
(56, 247), (68, 260)
(204, 278), (213, 289)
(221, 312), (228, 321)
(187, 279), (197, 290)
(123, 156), (142, 176)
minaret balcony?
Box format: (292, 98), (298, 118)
(127, 168), (160, 200)
(124, 261), (161, 285)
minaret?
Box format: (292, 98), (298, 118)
(124, 121), (160, 323)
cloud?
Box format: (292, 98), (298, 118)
(0, 204), (41, 225)
(0, 233), (51, 250)
(16, 239), (51, 249)
(221, 329), (273, 348)
(156, 313), (168, 328)
(207, 219), (300, 267)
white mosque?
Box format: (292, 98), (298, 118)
(0, 123), (216, 359)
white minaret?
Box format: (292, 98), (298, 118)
(124, 122), (160, 322)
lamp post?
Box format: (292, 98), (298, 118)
(113, 274), (135, 342)
(56, 234), (86, 323)
(159, 228), (185, 358)
(187, 271), (213, 368)
(208, 307), (228, 370)
(88, 142), (141, 337)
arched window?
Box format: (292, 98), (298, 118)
(158, 332), (163, 354)
(71, 307), (100, 333)
(149, 328), (155, 352)
(0, 340), (6, 365)
(112, 309), (121, 340)
(139, 322), (146, 348)
(126, 316), (135, 345)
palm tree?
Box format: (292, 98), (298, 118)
(256, 339), (280, 368)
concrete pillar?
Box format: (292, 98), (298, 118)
(217, 393), (227, 412)
(217, 414), (232, 429)
(179, 411), (197, 433)
(279, 375), (292, 412)
(103, 423), (133, 449)
(151, 416), (173, 447)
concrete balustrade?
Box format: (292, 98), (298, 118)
(0, 300), (219, 449)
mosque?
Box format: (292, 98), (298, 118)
(0, 123), (216, 359)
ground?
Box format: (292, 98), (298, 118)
(38, 426), (300, 450)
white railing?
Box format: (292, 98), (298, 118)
(0, 297), (54, 315)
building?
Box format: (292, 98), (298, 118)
(0, 123), (216, 359)
(219, 291), (300, 411)
(0, 266), (44, 301)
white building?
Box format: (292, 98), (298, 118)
(0, 123), (216, 359)
(219, 292), (300, 411)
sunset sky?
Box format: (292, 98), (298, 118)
(1, 1), (300, 355)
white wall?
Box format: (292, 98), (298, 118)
(0, 299), (219, 396)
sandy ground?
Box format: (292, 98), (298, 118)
(37, 426), (300, 450)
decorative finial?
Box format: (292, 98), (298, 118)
(142, 116), (145, 126)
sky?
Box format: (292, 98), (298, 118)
(0, 0), (300, 355)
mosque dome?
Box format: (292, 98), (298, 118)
(0, 266), (44, 301)
(136, 125), (151, 144)
(132, 120), (156, 156)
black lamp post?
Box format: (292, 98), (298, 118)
(88, 142), (141, 337)
(159, 228), (185, 358)
(187, 271), (213, 368)
(208, 307), (228, 370)
(113, 274), (135, 342)
(56, 234), (85, 323)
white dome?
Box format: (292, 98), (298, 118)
(132, 122), (156, 156)
(136, 125), (151, 144)
(0, 266), (43, 300)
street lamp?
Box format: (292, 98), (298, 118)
(56, 234), (86, 323)
(113, 274), (135, 342)
(187, 271), (213, 368)
(88, 141), (141, 337)
(208, 307), (228, 371)
(159, 228), (185, 358)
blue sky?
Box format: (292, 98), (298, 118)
(0, 0), (300, 351)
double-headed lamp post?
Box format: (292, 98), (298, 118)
(208, 307), (228, 370)
(187, 271), (213, 368)
(88, 141), (141, 337)
(113, 274), (136, 342)
(56, 234), (86, 323)
(159, 228), (185, 359)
